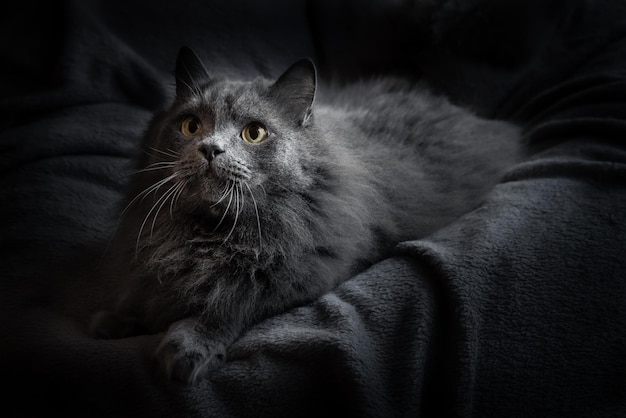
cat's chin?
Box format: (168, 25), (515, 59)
(206, 205), (223, 218)
(170, 180), (229, 217)
(194, 189), (231, 217)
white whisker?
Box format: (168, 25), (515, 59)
(146, 146), (180, 159)
(245, 182), (263, 249)
(121, 173), (179, 219)
(170, 179), (188, 217)
(101, 171), (180, 261)
(258, 183), (268, 199)
(135, 176), (181, 254)
(149, 182), (182, 237)
(213, 181), (235, 233)
(130, 161), (177, 175)
(211, 180), (234, 208)
(224, 183), (242, 243)
(238, 183), (245, 217)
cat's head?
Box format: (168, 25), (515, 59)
(133, 47), (323, 232)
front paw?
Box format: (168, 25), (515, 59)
(155, 318), (227, 384)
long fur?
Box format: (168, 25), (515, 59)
(91, 50), (521, 383)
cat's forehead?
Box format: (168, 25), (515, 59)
(170, 77), (280, 130)
(192, 79), (269, 114)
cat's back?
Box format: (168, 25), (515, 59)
(318, 76), (520, 162)
(317, 77), (450, 120)
(314, 76), (522, 239)
(318, 78), (478, 155)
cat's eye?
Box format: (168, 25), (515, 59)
(180, 116), (203, 137)
(241, 122), (268, 144)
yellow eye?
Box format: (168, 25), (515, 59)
(241, 123), (268, 144)
(180, 116), (203, 137)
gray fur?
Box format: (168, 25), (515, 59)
(91, 47), (521, 383)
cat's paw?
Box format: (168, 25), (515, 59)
(89, 310), (140, 339)
(155, 318), (227, 384)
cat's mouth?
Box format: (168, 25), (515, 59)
(197, 167), (263, 233)
(190, 158), (256, 205)
(210, 159), (252, 182)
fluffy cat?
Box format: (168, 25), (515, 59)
(91, 46), (521, 383)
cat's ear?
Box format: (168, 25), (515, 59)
(175, 46), (211, 98)
(269, 58), (317, 126)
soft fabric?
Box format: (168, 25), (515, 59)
(1, 0), (625, 417)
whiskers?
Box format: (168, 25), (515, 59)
(211, 180), (263, 249)
(130, 160), (177, 176)
(119, 141), (264, 254)
(125, 174), (263, 256)
(146, 146), (180, 160)
(133, 171), (189, 254)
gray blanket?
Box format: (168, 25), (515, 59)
(2, 0), (625, 417)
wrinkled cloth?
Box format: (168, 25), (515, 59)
(1, 0), (625, 417)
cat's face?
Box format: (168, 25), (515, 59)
(135, 47), (318, 226)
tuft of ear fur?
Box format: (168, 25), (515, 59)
(269, 59), (317, 126)
(175, 46), (211, 98)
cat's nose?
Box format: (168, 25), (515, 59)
(199, 143), (225, 161)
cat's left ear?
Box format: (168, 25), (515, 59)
(175, 46), (211, 98)
(269, 58), (317, 126)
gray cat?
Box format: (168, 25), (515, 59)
(91, 46), (521, 383)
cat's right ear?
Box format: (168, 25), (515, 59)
(269, 58), (317, 126)
(175, 46), (211, 98)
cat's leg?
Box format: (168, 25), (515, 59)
(155, 316), (238, 383)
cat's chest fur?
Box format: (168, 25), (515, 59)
(121, 167), (377, 329)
